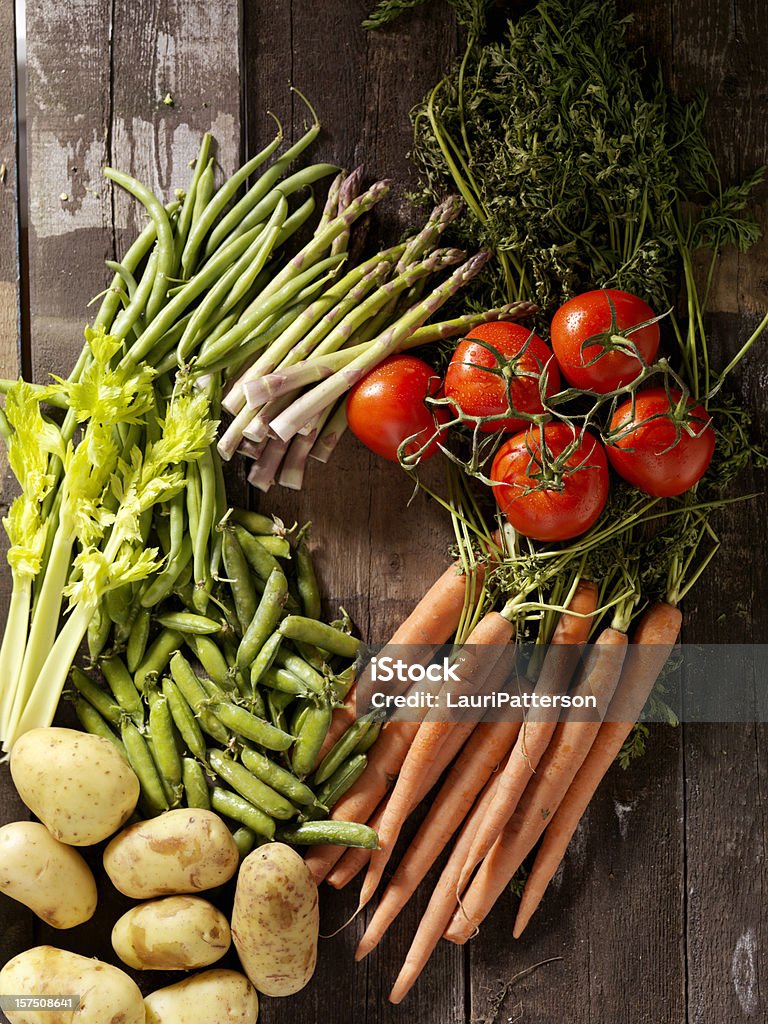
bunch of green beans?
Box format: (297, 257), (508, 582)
(72, 509), (378, 853)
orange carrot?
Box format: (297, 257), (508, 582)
(388, 759), (509, 1004)
(513, 601), (682, 938)
(326, 799), (388, 889)
(443, 626), (628, 944)
(455, 580), (598, 895)
(302, 559), (484, 882)
(355, 719), (521, 959)
(357, 611), (516, 910)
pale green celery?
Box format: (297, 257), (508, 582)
(0, 576), (32, 737)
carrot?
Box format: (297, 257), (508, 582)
(443, 626), (628, 944)
(357, 610), (516, 910)
(388, 759), (509, 1004)
(355, 718), (521, 959)
(325, 799), (387, 889)
(513, 601), (682, 938)
(301, 558), (485, 882)
(455, 579), (598, 895)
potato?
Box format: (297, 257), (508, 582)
(0, 945), (144, 1024)
(112, 895), (231, 970)
(144, 969), (258, 1023)
(103, 808), (239, 898)
(0, 822), (97, 928)
(231, 843), (319, 997)
(10, 728), (139, 845)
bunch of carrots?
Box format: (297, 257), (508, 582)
(301, 549), (682, 1001)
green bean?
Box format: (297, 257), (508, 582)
(198, 300), (312, 377)
(313, 713), (378, 785)
(232, 825), (257, 861)
(104, 260), (137, 300)
(103, 167), (175, 324)
(274, 649), (327, 696)
(209, 701), (293, 752)
(259, 665), (311, 697)
(276, 820), (378, 849)
(208, 749), (296, 820)
(295, 533), (321, 620)
(146, 684), (183, 803)
(71, 668), (121, 727)
(87, 603), (112, 663)
(174, 133), (212, 261)
(291, 699), (332, 777)
(192, 159), (216, 226)
(267, 690), (293, 733)
(73, 697), (127, 758)
(272, 191), (317, 249)
(241, 748), (316, 807)
(126, 608), (151, 673)
(121, 721), (170, 813)
(188, 634), (231, 689)
(221, 527), (258, 631)
(232, 523), (280, 583)
(193, 447), (217, 592)
(181, 126), (284, 276)
(210, 787), (275, 840)
(141, 493), (187, 607)
(169, 651), (230, 745)
(156, 611), (222, 636)
(279, 616), (361, 659)
(182, 757), (211, 809)
(101, 655), (144, 727)
(237, 567), (288, 672)
(187, 460), (201, 547)
(249, 632), (283, 687)
(314, 753), (369, 810)
(162, 677), (207, 762)
(110, 250), (159, 344)
(135, 629), (184, 690)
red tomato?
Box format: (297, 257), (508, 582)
(490, 422), (609, 541)
(443, 321), (561, 433)
(605, 387), (715, 497)
(550, 289), (660, 393)
(346, 355), (448, 463)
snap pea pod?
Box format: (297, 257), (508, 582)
(249, 631), (283, 687)
(240, 747), (316, 807)
(313, 712), (379, 785)
(72, 695), (126, 757)
(292, 639), (329, 673)
(187, 634), (233, 690)
(134, 629), (184, 690)
(232, 826), (257, 861)
(276, 820), (379, 849)
(87, 603), (112, 662)
(295, 533), (321, 620)
(193, 445), (217, 598)
(231, 508), (278, 535)
(354, 718), (383, 754)
(314, 753), (369, 810)
(274, 648), (327, 696)
(266, 690), (293, 733)
(279, 615), (361, 659)
(106, 583), (135, 631)
(221, 526), (258, 632)
(126, 608), (151, 673)
(291, 699), (333, 777)
(163, 677), (207, 762)
(182, 757), (211, 810)
(210, 787), (275, 840)
(141, 493), (186, 607)
(71, 668), (122, 727)
(208, 749), (296, 820)
(251, 535), (291, 559)
(156, 611), (223, 636)
(236, 567), (288, 671)
(259, 665), (311, 697)
(169, 651), (230, 745)
(209, 700), (293, 752)
(186, 460), (202, 546)
(121, 721), (170, 814)
(232, 523), (281, 583)
(145, 683), (183, 801)
(330, 663), (357, 703)
(101, 655), (144, 727)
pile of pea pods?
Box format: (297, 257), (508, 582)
(71, 508), (379, 857)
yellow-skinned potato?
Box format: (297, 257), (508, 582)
(0, 946), (144, 1024)
(104, 808), (239, 898)
(231, 843), (319, 997)
(144, 969), (258, 1023)
(0, 822), (97, 928)
(112, 895), (231, 970)
(10, 728), (139, 845)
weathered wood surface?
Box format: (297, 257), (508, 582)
(0, 1), (767, 1022)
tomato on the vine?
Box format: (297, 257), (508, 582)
(346, 354), (448, 462)
(605, 387), (715, 497)
(550, 288), (661, 393)
(490, 422), (610, 541)
(443, 321), (561, 433)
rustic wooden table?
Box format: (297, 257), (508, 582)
(1, 1), (767, 1021)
